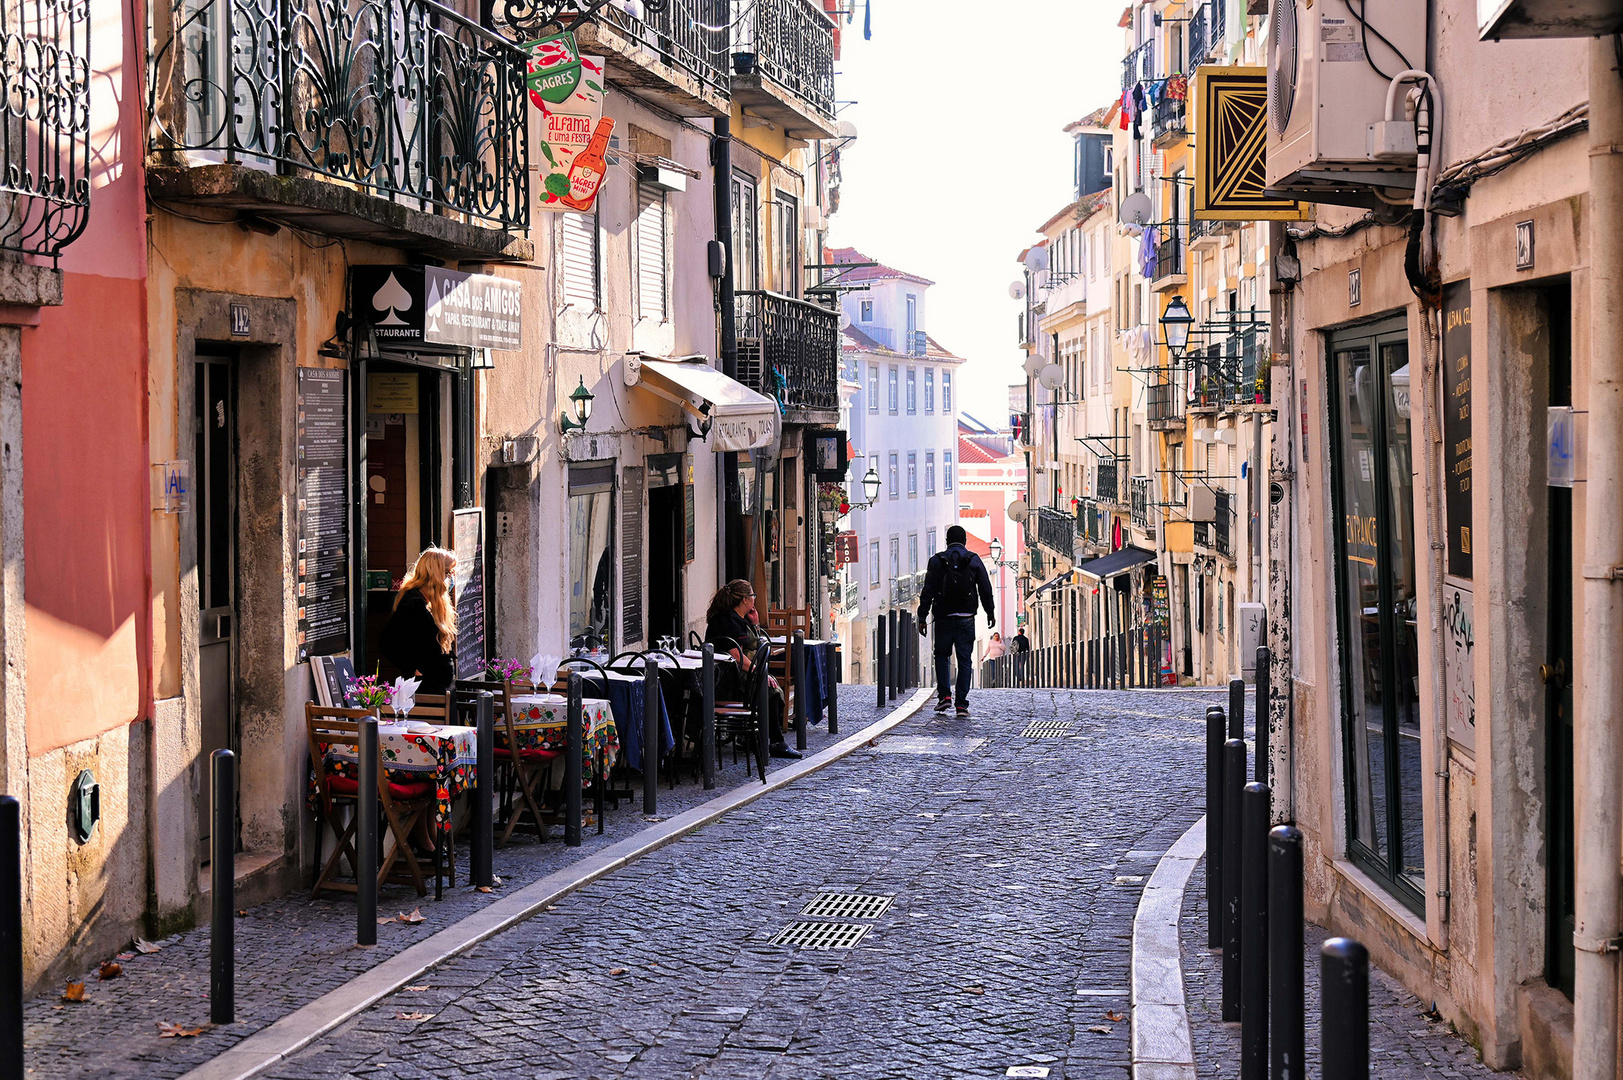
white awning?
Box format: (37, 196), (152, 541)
(634, 358), (779, 453)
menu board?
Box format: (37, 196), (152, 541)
(683, 454), (696, 564)
(1441, 279), (1473, 579)
(296, 368), (350, 661)
(453, 508), (486, 679)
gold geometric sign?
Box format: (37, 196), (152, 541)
(1192, 66), (1305, 221)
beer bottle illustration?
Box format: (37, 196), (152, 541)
(561, 116), (615, 212)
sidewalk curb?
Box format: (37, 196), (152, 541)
(178, 688), (934, 1080)
(1130, 814), (1205, 1080)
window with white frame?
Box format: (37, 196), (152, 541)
(944, 451), (954, 491)
(867, 364), (879, 412)
(890, 535), (899, 581)
(775, 190), (799, 296)
(908, 533), (919, 573)
(927, 527), (937, 554)
(888, 452), (898, 499)
(869, 540), (880, 587)
(924, 368), (935, 412)
(906, 368), (917, 414)
(907, 452), (917, 496)
(925, 451), (936, 495)
(942, 370), (952, 412)
(888, 367), (898, 413)
(859, 298), (873, 322)
(635, 181), (668, 321)
(559, 208), (602, 309)
(731, 173), (759, 292)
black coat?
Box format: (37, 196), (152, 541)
(379, 589), (456, 693)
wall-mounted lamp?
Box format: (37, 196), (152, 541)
(560, 375), (594, 433)
(1161, 294), (1194, 358)
(851, 465), (882, 509)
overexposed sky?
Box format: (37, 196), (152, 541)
(827, 0), (1125, 426)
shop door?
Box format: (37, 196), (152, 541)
(648, 485), (684, 643)
(196, 355), (237, 860)
(1544, 283), (1575, 998)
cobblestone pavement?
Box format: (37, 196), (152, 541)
(1181, 861), (1515, 1078)
(262, 687), (1226, 1080)
(23, 689), (890, 1080)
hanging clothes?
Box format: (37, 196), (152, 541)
(1165, 74), (1189, 102)
(1138, 226), (1158, 279)
(863, 0), (872, 39)
(1131, 84), (1148, 140)
(1119, 89), (1132, 129)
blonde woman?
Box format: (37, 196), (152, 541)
(380, 547), (457, 693)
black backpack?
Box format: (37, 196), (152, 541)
(939, 548), (978, 613)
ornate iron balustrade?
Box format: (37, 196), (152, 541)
(1034, 504), (1075, 558)
(1096, 456), (1122, 504)
(735, 290), (840, 414)
(1130, 476), (1153, 535)
(736, 0), (834, 115)
(1214, 489), (1232, 556)
(1147, 377), (1184, 427)
(1122, 38), (1155, 90)
(0, 0), (91, 256)
(1187, 4), (1207, 67)
(1153, 234), (1185, 281)
(1210, 0), (1227, 54)
(599, 0), (729, 99)
(1190, 330), (1268, 408)
(1152, 95), (1185, 141)
(148, 0), (530, 232)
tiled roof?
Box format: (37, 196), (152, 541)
(825, 246), (935, 286)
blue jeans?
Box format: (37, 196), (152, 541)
(933, 616), (976, 706)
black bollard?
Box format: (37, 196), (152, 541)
(210, 749), (235, 1024)
(357, 716), (379, 946)
(1321, 938), (1369, 1080)
(643, 656), (660, 814)
(1206, 706), (1226, 949)
(472, 692), (494, 885)
(1229, 677), (1246, 741)
(1270, 826), (1306, 1080)
(754, 649), (771, 782)
(876, 617), (887, 708)
(792, 632), (808, 750)
(889, 610), (900, 700)
(701, 644), (717, 790)
(827, 646), (841, 734)
(1221, 737), (1244, 1021)
(1256, 646), (1272, 784)
(1241, 782), (1271, 1079)
(565, 674), (583, 846)
(0, 798), (17, 1078)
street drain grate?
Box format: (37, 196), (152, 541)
(770, 921), (870, 949)
(1021, 720), (1076, 738)
(800, 893), (895, 920)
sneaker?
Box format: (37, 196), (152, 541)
(934, 696), (952, 713)
(955, 704), (971, 718)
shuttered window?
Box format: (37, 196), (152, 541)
(560, 209), (600, 310)
(635, 181), (668, 321)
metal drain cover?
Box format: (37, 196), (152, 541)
(1021, 720), (1076, 738)
(874, 736), (986, 755)
(801, 893), (895, 920)
(770, 920), (871, 949)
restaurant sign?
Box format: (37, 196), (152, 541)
(835, 531), (859, 568)
(525, 31), (613, 214)
(352, 265), (523, 352)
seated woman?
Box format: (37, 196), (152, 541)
(704, 579), (799, 759)
(380, 547), (457, 694)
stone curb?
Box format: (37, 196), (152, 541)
(1130, 814), (1206, 1080)
(177, 688), (935, 1080)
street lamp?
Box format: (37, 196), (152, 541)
(1161, 294), (1194, 358)
(989, 538), (1003, 564)
(559, 375), (594, 432)
(849, 465), (882, 509)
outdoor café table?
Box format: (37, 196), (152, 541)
(577, 672), (675, 764)
(312, 720), (477, 841)
(505, 695), (619, 782)
(764, 636), (839, 726)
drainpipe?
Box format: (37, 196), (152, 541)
(1573, 33), (1623, 1080)
(712, 118), (740, 581)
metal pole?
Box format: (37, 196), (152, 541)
(357, 717), (379, 946)
(210, 749), (235, 1024)
(792, 631), (808, 750)
(1270, 825), (1306, 1080)
(1206, 706), (1226, 948)
(1221, 737), (1244, 1021)
(0, 798), (17, 1078)
(1321, 938), (1369, 1080)
(701, 644), (717, 789)
(472, 692), (494, 885)
(827, 644), (841, 734)
(889, 610), (899, 700)
(643, 656), (660, 814)
(1256, 646), (1272, 783)
(754, 649), (771, 781)
(1229, 677), (1246, 741)
(876, 616), (887, 708)
(1241, 781), (1271, 1080)
(566, 673), (583, 846)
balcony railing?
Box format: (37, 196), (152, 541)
(1096, 456), (1122, 504)
(1187, 4), (1208, 67)
(1035, 505), (1076, 558)
(1214, 489), (1232, 556)
(733, 0), (835, 117)
(1147, 377), (1184, 428)
(597, 0), (730, 102)
(149, 0), (530, 232)
(1122, 38), (1155, 90)
(1154, 234), (1186, 281)
(1, 0), (90, 256)
(735, 290), (841, 414)
(1129, 477), (1154, 537)
(1193, 520), (1210, 547)
(1152, 96), (1186, 141)
(1188, 330), (1269, 409)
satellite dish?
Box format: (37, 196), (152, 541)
(1008, 499), (1029, 522)
(1023, 246), (1049, 273)
(1119, 191), (1153, 226)
(1008, 280), (1026, 300)
(838, 310), (852, 330)
(837, 119), (858, 140)
(1023, 353), (1045, 376)
(1038, 363), (1066, 391)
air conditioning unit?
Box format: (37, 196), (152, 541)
(1266, 0), (1428, 205)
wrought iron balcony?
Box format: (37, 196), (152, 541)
(1214, 489), (1232, 557)
(1187, 4), (1208, 67)
(1, 0), (90, 257)
(1193, 520), (1210, 548)
(1122, 38), (1155, 91)
(1034, 505), (1076, 559)
(148, 0), (529, 244)
(1095, 456), (1122, 505)
(580, 0), (730, 116)
(736, 290), (841, 417)
(1189, 331), (1269, 410)
(1152, 96), (1186, 143)
(1153, 234), (1186, 283)
(1130, 477), (1154, 537)
(1147, 376), (1185, 430)
(731, 0), (836, 139)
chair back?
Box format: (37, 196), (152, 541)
(607, 650), (647, 673)
(765, 607), (812, 639)
(739, 641), (772, 710)
(304, 703), (382, 809)
(409, 693), (454, 724)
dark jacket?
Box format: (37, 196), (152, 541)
(917, 544), (995, 624)
(704, 609), (758, 659)
(1013, 632), (1031, 653)
(379, 589), (456, 693)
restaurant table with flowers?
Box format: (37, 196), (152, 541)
(504, 694), (619, 777)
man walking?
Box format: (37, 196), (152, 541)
(1012, 628), (1031, 682)
(917, 525), (995, 716)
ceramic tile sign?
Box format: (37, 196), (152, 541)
(1441, 278), (1473, 579)
(526, 31), (611, 214)
(1444, 582), (1476, 752)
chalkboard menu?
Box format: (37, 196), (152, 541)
(1441, 279), (1473, 579)
(295, 368), (349, 661)
(621, 465), (644, 644)
(453, 508), (486, 679)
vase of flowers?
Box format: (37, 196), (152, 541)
(346, 674), (390, 712)
(483, 657), (534, 685)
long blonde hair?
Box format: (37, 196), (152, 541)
(395, 547), (457, 652)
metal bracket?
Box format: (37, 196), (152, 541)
(1573, 932), (1623, 955)
(1581, 564), (1623, 581)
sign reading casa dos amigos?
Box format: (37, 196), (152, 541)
(525, 31), (612, 214)
(352, 265), (523, 352)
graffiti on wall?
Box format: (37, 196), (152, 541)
(1444, 584), (1476, 752)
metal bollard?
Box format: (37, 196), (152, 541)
(210, 749), (235, 1024)
(876, 617), (887, 708)
(889, 610), (900, 700)
(827, 646), (841, 734)
(754, 650), (771, 782)
(1206, 706), (1226, 949)
(1241, 782), (1271, 1079)
(1270, 825), (1306, 1080)
(1321, 938), (1369, 1080)
(1229, 677), (1246, 741)
(701, 644), (717, 789)
(0, 798), (18, 1078)
(792, 631), (808, 750)
(643, 657), (660, 814)
(1221, 737), (1244, 1021)
(357, 716), (379, 945)
(1256, 646), (1272, 784)
(472, 692), (494, 885)
(565, 674), (583, 846)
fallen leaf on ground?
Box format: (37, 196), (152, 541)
(116, 952), (135, 961)
(1088, 1025), (1114, 1035)
(492, 876), (503, 885)
(133, 938), (161, 955)
(404, 985), (429, 992)
(156, 1022), (204, 1038)
(236, 910), (248, 917)
(964, 986), (985, 995)
(394, 1011), (434, 1022)
(1104, 1010), (1126, 1022)
(476, 886), (494, 894)
(398, 908), (425, 924)
(609, 968), (627, 976)
(97, 961), (122, 981)
(61, 983), (86, 1002)
(377, 916), (396, 925)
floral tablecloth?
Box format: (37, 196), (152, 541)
(506, 696), (618, 784)
(313, 722), (478, 837)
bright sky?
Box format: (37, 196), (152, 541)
(827, 0), (1125, 427)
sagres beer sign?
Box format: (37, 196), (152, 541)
(1192, 68), (1305, 220)
(525, 31), (612, 213)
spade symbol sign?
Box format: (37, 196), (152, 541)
(372, 272), (413, 326)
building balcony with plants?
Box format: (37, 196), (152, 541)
(735, 289), (841, 423)
(730, 0), (838, 140)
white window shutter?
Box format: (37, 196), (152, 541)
(560, 210), (599, 309)
(636, 182), (667, 321)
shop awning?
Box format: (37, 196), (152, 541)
(1075, 545), (1156, 582)
(636, 358), (779, 453)
(1028, 571), (1074, 599)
